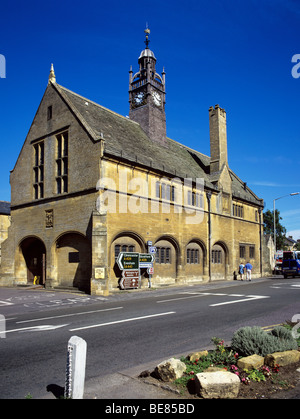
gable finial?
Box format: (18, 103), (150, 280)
(48, 63), (56, 84)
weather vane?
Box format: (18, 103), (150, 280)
(144, 23), (150, 48)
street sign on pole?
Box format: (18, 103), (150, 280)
(139, 253), (154, 268)
(149, 246), (157, 254)
(120, 269), (140, 289)
(117, 252), (139, 270)
(117, 252), (155, 290)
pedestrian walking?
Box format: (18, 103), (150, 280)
(245, 262), (253, 281)
(238, 263), (245, 280)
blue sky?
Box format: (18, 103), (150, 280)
(1, 0), (300, 240)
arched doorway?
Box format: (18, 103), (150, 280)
(19, 237), (46, 285)
(211, 241), (228, 280)
(55, 232), (91, 293)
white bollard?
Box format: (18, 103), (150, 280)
(65, 336), (87, 399)
(0, 315), (6, 339)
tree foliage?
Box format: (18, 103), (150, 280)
(263, 209), (286, 250)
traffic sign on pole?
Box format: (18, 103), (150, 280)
(120, 269), (140, 289)
(139, 253), (154, 268)
(117, 252), (139, 270)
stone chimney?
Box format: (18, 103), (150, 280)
(209, 104), (228, 173)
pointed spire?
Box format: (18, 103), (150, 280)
(48, 63), (56, 84)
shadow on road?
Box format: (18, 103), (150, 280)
(46, 384), (65, 399)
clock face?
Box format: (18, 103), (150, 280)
(134, 92), (145, 105)
(152, 91), (161, 106)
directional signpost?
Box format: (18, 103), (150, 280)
(139, 253), (154, 268)
(117, 253), (140, 289)
(117, 252), (139, 270)
(117, 251), (156, 290)
(120, 269), (140, 290)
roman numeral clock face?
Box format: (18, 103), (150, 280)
(152, 91), (161, 106)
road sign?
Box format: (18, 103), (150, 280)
(139, 253), (154, 268)
(149, 246), (157, 253)
(120, 269), (140, 289)
(117, 252), (139, 270)
(147, 267), (154, 275)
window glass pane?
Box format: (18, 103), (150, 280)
(171, 186), (175, 202)
(115, 245), (121, 260)
(156, 182), (160, 198)
(187, 249), (190, 264)
(165, 247), (170, 263)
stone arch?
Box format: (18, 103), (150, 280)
(53, 231), (91, 293)
(110, 231), (145, 288)
(17, 236), (46, 285)
(154, 235), (180, 284)
(185, 238), (207, 278)
(211, 240), (229, 280)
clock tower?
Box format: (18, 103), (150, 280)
(129, 28), (167, 147)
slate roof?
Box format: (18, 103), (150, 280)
(0, 201), (10, 215)
(53, 83), (264, 207)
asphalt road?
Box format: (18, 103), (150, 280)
(0, 277), (299, 399)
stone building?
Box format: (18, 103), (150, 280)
(0, 201), (10, 266)
(0, 30), (265, 294)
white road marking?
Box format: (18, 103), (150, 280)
(157, 294), (209, 303)
(0, 300), (14, 306)
(0, 324), (68, 335)
(69, 311), (176, 332)
(210, 295), (270, 307)
(157, 292), (227, 303)
(16, 306), (123, 324)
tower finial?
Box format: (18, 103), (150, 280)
(48, 63), (56, 84)
(144, 25), (150, 49)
